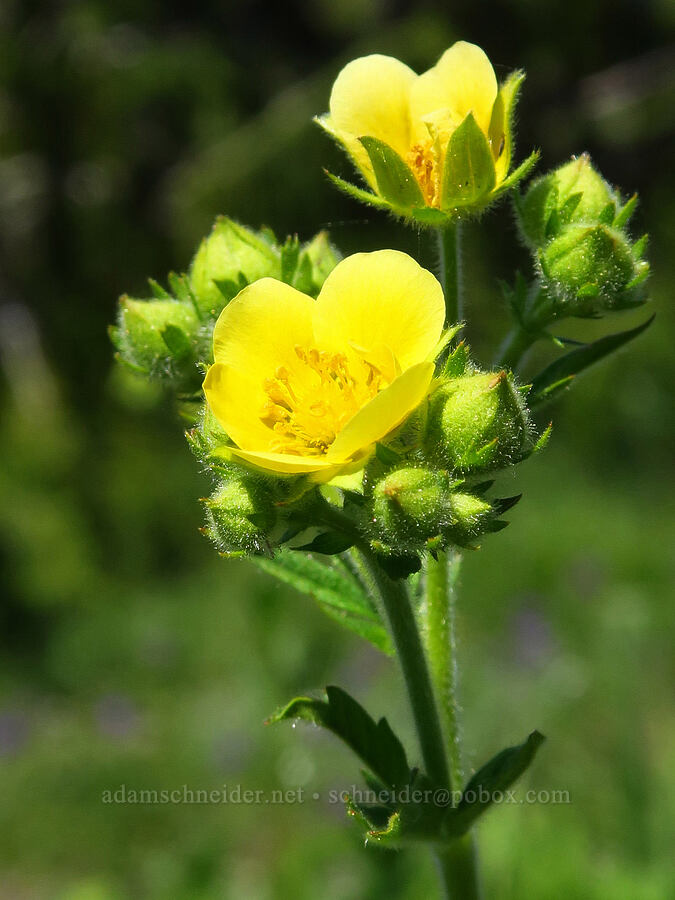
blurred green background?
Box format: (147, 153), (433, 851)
(1, 1), (674, 897)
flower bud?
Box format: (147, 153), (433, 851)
(204, 477), (275, 556)
(516, 154), (618, 248)
(371, 467), (451, 552)
(110, 297), (201, 391)
(425, 372), (532, 473)
(538, 223), (649, 315)
(189, 217), (281, 318)
(443, 492), (494, 545)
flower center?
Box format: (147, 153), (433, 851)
(259, 345), (390, 456)
(407, 139), (441, 207)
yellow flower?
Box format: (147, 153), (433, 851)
(317, 41), (537, 225)
(203, 250), (445, 477)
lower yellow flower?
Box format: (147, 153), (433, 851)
(317, 41), (537, 224)
(203, 250), (445, 477)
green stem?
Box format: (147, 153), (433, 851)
(424, 550), (464, 790)
(496, 323), (536, 371)
(358, 548), (450, 790)
(435, 835), (482, 900)
(438, 224), (463, 325)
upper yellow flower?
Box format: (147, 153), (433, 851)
(317, 42), (537, 224)
(203, 250), (445, 477)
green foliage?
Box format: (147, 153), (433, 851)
(443, 731), (546, 838)
(529, 315), (654, 408)
(268, 685), (410, 789)
(252, 550), (393, 655)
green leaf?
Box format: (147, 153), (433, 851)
(251, 550), (392, 655)
(529, 315), (654, 408)
(324, 171), (393, 211)
(443, 731), (546, 837)
(359, 136), (424, 208)
(268, 685), (410, 789)
(441, 113), (496, 209)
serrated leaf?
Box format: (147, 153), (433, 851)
(324, 171), (393, 211)
(443, 731), (546, 838)
(441, 113), (496, 209)
(251, 550), (392, 655)
(359, 136), (424, 207)
(268, 685), (410, 789)
(529, 315), (654, 408)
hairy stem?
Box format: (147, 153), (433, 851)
(359, 548), (451, 789)
(438, 224), (464, 326)
(424, 550), (464, 791)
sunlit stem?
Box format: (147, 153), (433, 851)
(424, 550), (464, 790)
(438, 223), (463, 326)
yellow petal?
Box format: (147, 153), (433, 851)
(229, 447), (344, 476)
(326, 361), (434, 461)
(418, 42), (498, 136)
(206, 279), (316, 449)
(313, 250), (445, 372)
(212, 277), (315, 372)
(203, 362), (275, 450)
(327, 55), (417, 184)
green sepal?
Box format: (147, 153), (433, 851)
(148, 277), (171, 299)
(359, 136), (425, 208)
(443, 731), (545, 838)
(267, 685), (410, 789)
(161, 324), (193, 359)
(252, 550), (392, 655)
(529, 315), (654, 408)
(293, 531), (354, 555)
(409, 207), (454, 226)
(280, 235), (301, 285)
(488, 70), (526, 182)
(491, 150), (539, 201)
(430, 324), (464, 362)
(442, 340), (470, 378)
(324, 171), (393, 212)
(613, 193), (638, 229)
(375, 442), (401, 466)
(441, 113), (496, 210)
(370, 547), (422, 580)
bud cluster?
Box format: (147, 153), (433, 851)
(514, 155), (649, 324)
(362, 344), (540, 559)
(109, 218), (340, 393)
